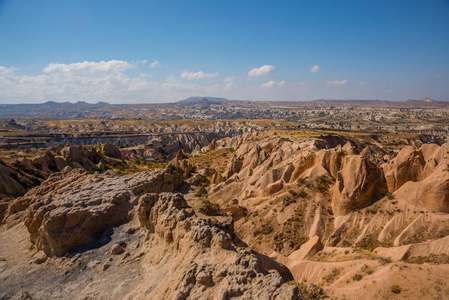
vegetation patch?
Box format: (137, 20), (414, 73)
(288, 281), (327, 300)
(201, 199), (221, 216)
(254, 223), (274, 236)
(405, 254), (449, 265)
(322, 268), (341, 284)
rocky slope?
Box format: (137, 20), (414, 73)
(1, 129), (449, 299)
(201, 132), (449, 299)
(0, 142), (124, 200)
(0, 165), (311, 299)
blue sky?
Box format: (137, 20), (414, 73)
(0, 0), (448, 103)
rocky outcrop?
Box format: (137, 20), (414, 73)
(134, 192), (298, 299)
(226, 156), (243, 179)
(211, 171), (225, 185)
(0, 162), (26, 199)
(333, 155), (387, 214)
(382, 144), (449, 191)
(4, 165), (184, 256)
(97, 142), (122, 159)
(393, 164), (449, 212)
(380, 144), (449, 212)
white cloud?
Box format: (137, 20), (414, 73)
(19, 74), (50, 84)
(180, 70), (218, 80)
(43, 60), (136, 75)
(224, 81), (234, 90)
(248, 65), (275, 78)
(260, 81), (275, 88)
(300, 82), (306, 86)
(0, 66), (17, 75)
(260, 80), (285, 88)
(310, 65), (320, 73)
(224, 76), (236, 82)
(150, 60), (159, 68)
(360, 81), (366, 86)
(327, 80), (347, 87)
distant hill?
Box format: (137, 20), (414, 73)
(306, 98), (449, 108)
(0, 101), (110, 118)
(176, 96), (244, 104)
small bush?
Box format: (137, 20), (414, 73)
(323, 268), (341, 283)
(297, 189), (308, 198)
(254, 224), (274, 236)
(337, 149), (348, 156)
(288, 281), (326, 300)
(353, 274), (363, 281)
(315, 174), (335, 194)
(194, 187), (207, 197)
(282, 195), (296, 206)
(391, 284), (401, 294)
(201, 199), (221, 216)
(228, 147), (235, 152)
(386, 192), (395, 200)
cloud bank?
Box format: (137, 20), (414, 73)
(43, 60), (136, 75)
(180, 70), (218, 80)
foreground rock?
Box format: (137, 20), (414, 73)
(132, 192), (298, 299)
(0, 171), (302, 299)
(3, 165), (183, 256)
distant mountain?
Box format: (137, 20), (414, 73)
(0, 101), (110, 118)
(176, 96), (244, 104)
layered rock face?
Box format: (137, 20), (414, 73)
(206, 134), (449, 262)
(381, 144), (449, 212)
(4, 165), (184, 256)
(0, 162), (26, 199)
(333, 155), (387, 214)
(0, 143), (125, 200)
(210, 136), (449, 216)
